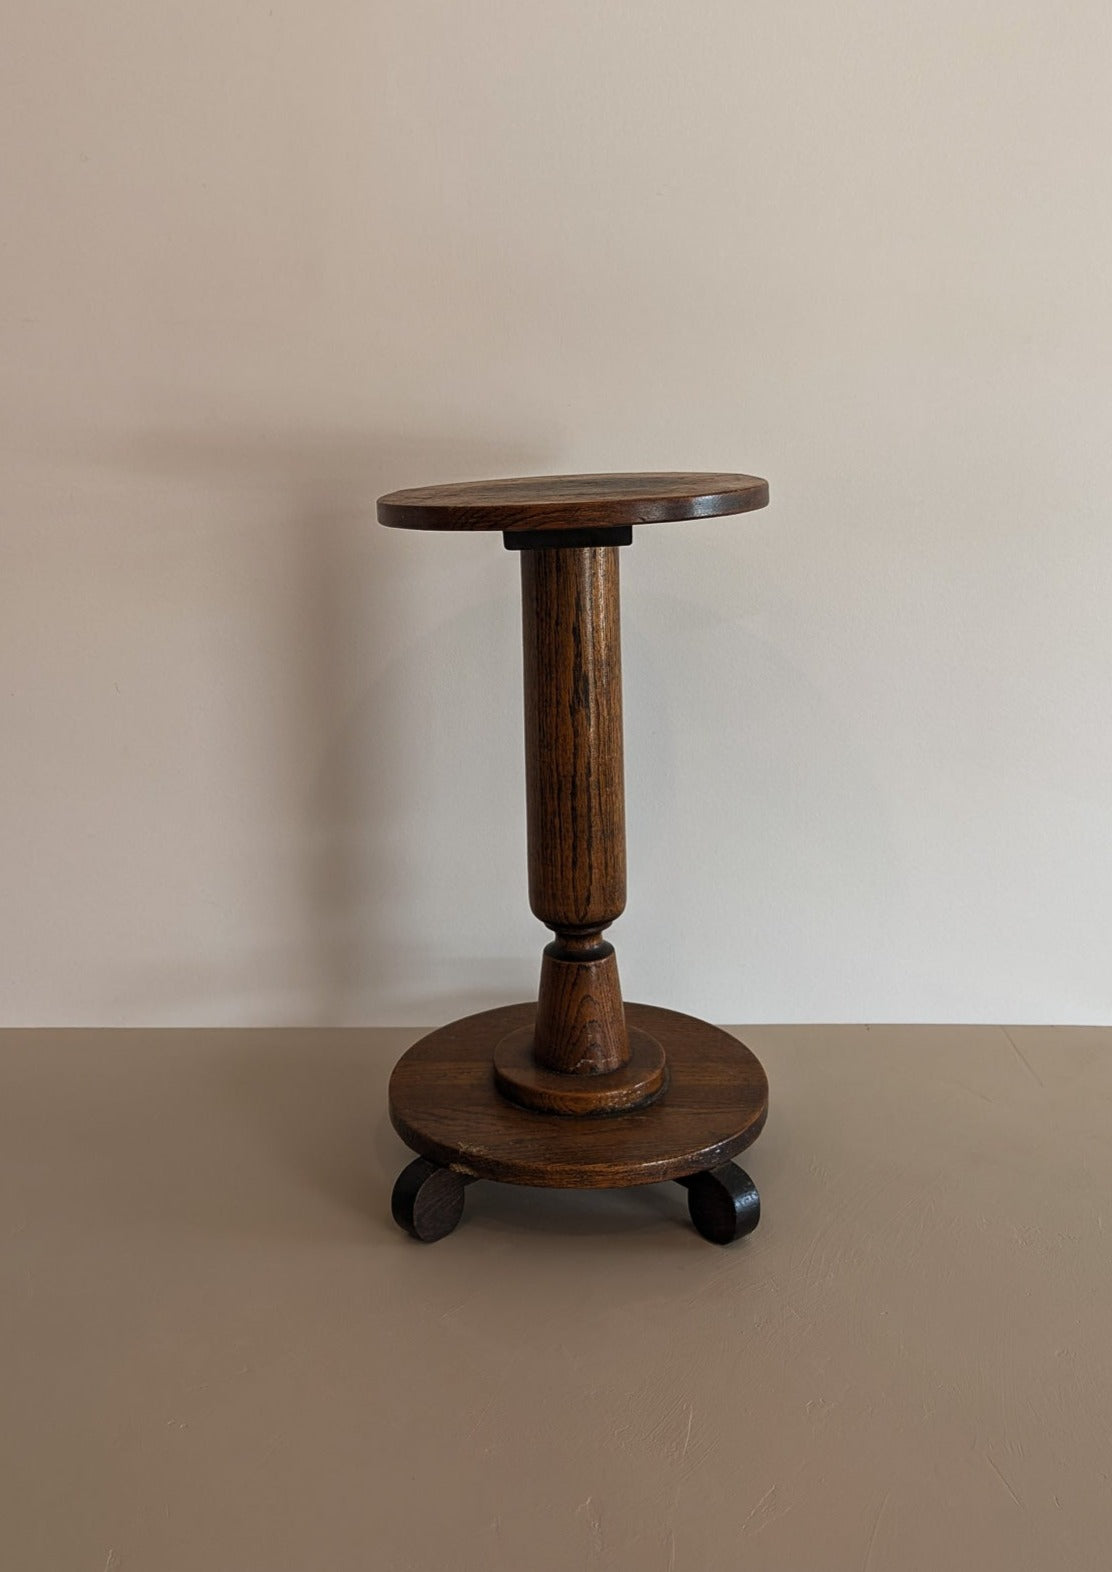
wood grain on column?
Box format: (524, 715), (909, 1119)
(521, 546), (626, 929)
(521, 546), (629, 1075)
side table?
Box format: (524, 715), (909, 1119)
(377, 473), (770, 1244)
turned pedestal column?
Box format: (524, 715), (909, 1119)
(377, 473), (770, 1244)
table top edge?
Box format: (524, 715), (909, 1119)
(377, 471), (770, 531)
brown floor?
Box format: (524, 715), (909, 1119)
(3, 1024), (1110, 1571)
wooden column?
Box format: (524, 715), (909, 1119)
(520, 544), (629, 1075)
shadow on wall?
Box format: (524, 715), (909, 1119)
(112, 426), (558, 1025)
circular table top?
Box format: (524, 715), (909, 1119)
(377, 471), (768, 533)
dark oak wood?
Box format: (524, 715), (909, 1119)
(533, 942), (628, 1075)
(492, 1024), (666, 1116)
(676, 1163), (761, 1244)
(522, 547), (625, 933)
(377, 472), (769, 533)
(522, 547), (629, 1091)
(390, 1157), (473, 1243)
(379, 470), (771, 1242)
(388, 1002), (768, 1189)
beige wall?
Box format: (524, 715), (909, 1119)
(3, 3), (1111, 1026)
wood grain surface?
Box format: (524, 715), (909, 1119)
(388, 1001), (769, 1188)
(521, 545), (630, 1086)
(521, 546), (625, 935)
(491, 1024), (667, 1116)
(531, 942), (628, 1075)
(377, 471), (769, 532)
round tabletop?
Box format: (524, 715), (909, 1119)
(376, 471), (769, 533)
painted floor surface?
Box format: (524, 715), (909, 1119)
(2, 1025), (1110, 1571)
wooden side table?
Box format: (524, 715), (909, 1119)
(377, 473), (770, 1245)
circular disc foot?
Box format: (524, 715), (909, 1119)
(390, 1002), (768, 1189)
(681, 1163), (761, 1245)
(391, 1158), (468, 1242)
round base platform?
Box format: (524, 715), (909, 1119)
(389, 1001), (768, 1189)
